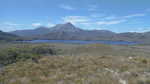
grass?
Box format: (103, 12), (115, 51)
(0, 43), (150, 84)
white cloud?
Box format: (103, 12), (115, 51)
(96, 20), (126, 25)
(0, 21), (55, 32)
(3, 22), (23, 26)
(47, 23), (55, 27)
(137, 27), (150, 32)
(61, 12), (147, 29)
(104, 16), (117, 20)
(88, 5), (98, 11)
(59, 4), (75, 10)
(88, 4), (98, 11)
(128, 27), (150, 33)
(62, 16), (90, 24)
(0, 22), (27, 32)
(124, 13), (146, 18)
(62, 15), (127, 28)
(90, 13), (105, 18)
(31, 23), (42, 27)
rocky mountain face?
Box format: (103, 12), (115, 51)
(10, 23), (150, 44)
(50, 23), (83, 32)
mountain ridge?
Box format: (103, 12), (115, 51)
(10, 23), (150, 44)
(0, 30), (21, 41)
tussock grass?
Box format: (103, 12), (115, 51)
(0, 43), (150, 84)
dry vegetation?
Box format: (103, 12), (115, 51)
(0, 43), (150, 84)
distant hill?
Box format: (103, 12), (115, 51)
(10, 23), (116, 40)
(10, 22), (150, 44)
(0, 30), (21, 42)
(11, 26), (51, 37)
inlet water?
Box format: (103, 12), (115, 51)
(19, 40), (139, 45)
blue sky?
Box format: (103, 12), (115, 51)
(0, 0), (150, 32)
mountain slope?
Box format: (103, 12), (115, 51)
(0, 30), (21, 41)
(10, 23), (116, 40)
(11, 26), (51, 37)
(50, 22), (83, 32)
(10, 23), (150, 43)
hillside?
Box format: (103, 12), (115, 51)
(0, 30), (21, 42)
(10, 23), (150, 44)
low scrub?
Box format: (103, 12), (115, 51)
(0, 44), (57, 66)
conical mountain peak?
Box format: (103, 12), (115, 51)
(64, 22), (74, 26)
(51, 22), (82, 32)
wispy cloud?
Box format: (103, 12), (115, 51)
(0, 22), (27, 32)
(31, 23), (42, 27)
(31, 22), (55, 28)
(62, 14), (129, 27)
(2, 22), (23, 26)
(129, 27), (150, 33)
(62, 16), (90, 24)
(0, 21), (56, 32)
(96, 20), (126, 25)
(101, 13), (146, 21)
(90, 13), (105, 18)
(88, 5), (98, 11)
(104, 16), (117, 20)
(47, 23), (55, 27)
(61, 11), (147, 29)
(124, 13), (146, 18)
(59, 4), (75, 10)
(146, 8), (150, 12)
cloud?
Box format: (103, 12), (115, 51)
(62, 16), (90, 24)
(61, 12), (147, 29)
(47, 23), (55, 27)
(146, 8), (150, 12)
(88, 5), (98, 11)
(3, 22), (23, 26)
(99, 13), (146, 21)
(0, 22), (27, 32)
(129, 27), (150, 33)
(59, 4), (75, 10)
(62, 15), (128, 28)
(104, 16), (117, 20)
(124, 13), (146, 18)
(0, 21), (55, 32)
(96, 20), (126, 25)
(90, 13), (105, 18)
(31, 23), (42, 27)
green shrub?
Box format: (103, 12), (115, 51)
(141, 59), (148, 64)
(0, 45), (57, 66)
(138, 79), (150, 84)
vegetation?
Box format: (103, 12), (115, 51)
(0, 43), (150, 84)
(0, 44), (57, 66)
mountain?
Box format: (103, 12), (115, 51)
(11, 23), (83, 37)
(10, 22), (116, 40)
(11, 26), (51, 37)
(50, 23), (83, 32)
(35, 23), (116, 40)
(10, 23), (150, 44)
(0, 30), (21, 41)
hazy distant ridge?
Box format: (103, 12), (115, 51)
(10, 23), (150, 44)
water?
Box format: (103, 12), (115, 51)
(19, 40), (139, 45)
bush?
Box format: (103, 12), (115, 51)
(138, 79), (150, 84)
(0, 45), (56, 66)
